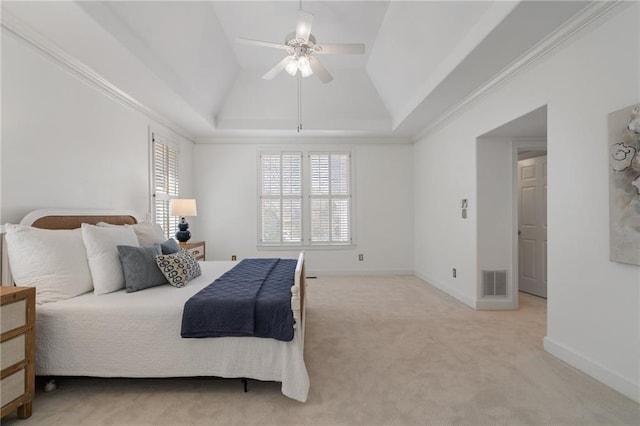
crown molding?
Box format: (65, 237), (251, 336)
(413, 0), (623, 142)
(1, 8), (195, 141)
(195, 135), (413, 145)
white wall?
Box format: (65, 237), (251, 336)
(414, 3), (639, 401)
(414, 120), (478, 307)
(0, 29), (194, 225)
(476, 137), (513, 307)
(192, 141), (414, 275)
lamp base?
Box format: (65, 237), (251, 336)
(175, 219), (191, 243)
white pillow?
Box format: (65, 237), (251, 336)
(97, 221), (166, 246)
(4, 224), (93, 304)
(81, 223), (139, 295)
(128, 222), (166, 246)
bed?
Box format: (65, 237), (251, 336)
(1, 209), (309, 402)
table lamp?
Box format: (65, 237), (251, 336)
(170, 198), (197, 244)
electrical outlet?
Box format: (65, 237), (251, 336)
(452, 268), (457, 278)
(232, 255), (237, 261)
(358, 254), (364, 261)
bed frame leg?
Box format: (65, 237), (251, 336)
(44, 378), (57, 392)
(241, 379), (248, 393)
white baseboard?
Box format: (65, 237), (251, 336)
(306, 269), (414, 277)
(476, 299), (516, 310)
(543, 336), (639, 403)
(414, 271), (476, 309)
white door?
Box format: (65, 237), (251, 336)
(518, 155), (547, 298)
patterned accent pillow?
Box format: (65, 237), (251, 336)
(155, 249), (202, 288)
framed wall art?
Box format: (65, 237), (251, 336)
(609, 104), (640, 265)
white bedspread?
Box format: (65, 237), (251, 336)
(35, 261), (309, 402)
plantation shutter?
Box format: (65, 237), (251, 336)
(309, 152), (351, 244)
(260, 152), (303, 244)
(152, 134), (180, 239)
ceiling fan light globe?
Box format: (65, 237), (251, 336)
(297, 55), (310, 68)
(299, 60), (313, 78)
(285, 61), (299, 76)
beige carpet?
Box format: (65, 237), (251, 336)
(3, 275), (638, 425)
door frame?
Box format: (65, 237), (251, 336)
(511, 139), (547, 306)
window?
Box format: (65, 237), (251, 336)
(309, 153), (351, 244)
(260, 152), (303, 244)
(152, 133), (179, 239)
(259, 150), (352, 247)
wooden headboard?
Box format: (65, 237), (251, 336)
(2, 209), (141, 285)
(21, 209), (139, 229)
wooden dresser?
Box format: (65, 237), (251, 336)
(181, 241), (205, 261)
(1, 286), (35, 419)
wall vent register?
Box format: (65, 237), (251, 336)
(482, 270), (507, 297)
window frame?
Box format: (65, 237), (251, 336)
(258, 151), (304, 246)
(257, 148), (356, 249)
(308, 151), (353, 246)
(150, 131), (180, 240)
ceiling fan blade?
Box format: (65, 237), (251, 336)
(237, 38), (289, 50)
(316, 43), (365, 55)
(262, 56), (295, 80)
(308, 56), (333, 84)
(295, 10), (313, 42)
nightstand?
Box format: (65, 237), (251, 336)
(1, 286), (35, 420)
(181, 241), (205, 261)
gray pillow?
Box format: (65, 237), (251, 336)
(157, 238), (180, 255)
(117, 245), (167, 292)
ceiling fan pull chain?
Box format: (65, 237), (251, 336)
(297, 73), (302, 132)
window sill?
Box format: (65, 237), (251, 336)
(257, 244), (356, 251)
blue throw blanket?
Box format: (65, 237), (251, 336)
(181, 258), (296, 341)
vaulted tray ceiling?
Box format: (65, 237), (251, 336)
(2, 1), (592, 141)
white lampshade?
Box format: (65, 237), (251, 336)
(170, 198), (197, 217)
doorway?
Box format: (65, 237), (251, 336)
(476, 105), (547, 309)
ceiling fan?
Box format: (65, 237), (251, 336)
(237, 8), (365, 83)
